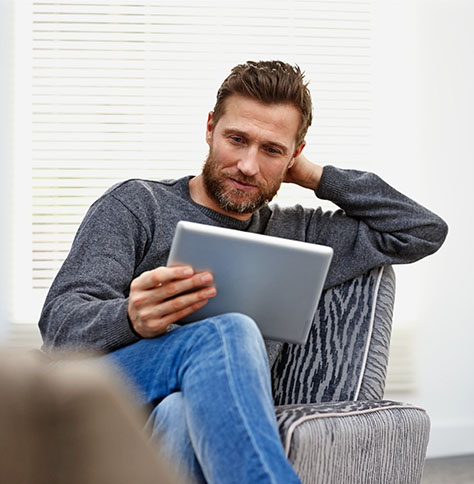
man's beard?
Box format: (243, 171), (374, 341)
(202, 149), (283, 215)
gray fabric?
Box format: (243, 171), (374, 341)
(265, 340), (284, 368)
(275, 399), (413, 442)
(271, 267), (382, 405)
(275, 401), (430, 484)
(38, 166), (447, 352)
(356, 265), (396, 400)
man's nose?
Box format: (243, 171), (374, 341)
(236, 147), (260, 177)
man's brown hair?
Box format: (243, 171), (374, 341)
(212, 60), (313, 145)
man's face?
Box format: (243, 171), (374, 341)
(202, 94), (304, 216)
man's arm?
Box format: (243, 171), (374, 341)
(39, 190), (216, 351)
(279, 153), (448, 288)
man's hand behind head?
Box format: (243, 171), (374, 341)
(283, 153), (324, 191)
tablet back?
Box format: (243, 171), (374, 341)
(167, 221), (333, 344)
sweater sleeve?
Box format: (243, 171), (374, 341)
(38, 193), (148, 352)
(305, 165), (448, 288)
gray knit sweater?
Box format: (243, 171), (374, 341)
(39, 165), (448, 352)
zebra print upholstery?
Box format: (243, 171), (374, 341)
(268, 266), (430, 484)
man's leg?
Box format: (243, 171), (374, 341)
(105, 313), (301, 484)
(147, 392), (206, 483)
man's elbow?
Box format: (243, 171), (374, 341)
(416, 215), (449, 258)
(429, 215), (449, 250)
(390, 216), (449, 263)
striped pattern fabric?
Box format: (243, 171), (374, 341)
(269, 266), (429, 484)
(276, 399), (409, 449)
(271, 267), (392, 405)
(356, 266), (395, 400)
(277, 401), (430, 484)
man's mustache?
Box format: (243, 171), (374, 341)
(226, 171), (260, 187)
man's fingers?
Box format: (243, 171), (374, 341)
(136, 298), (210, 338)
(133, 286), (217, 338)
(141, 285), (217, 323)
(132, 265), (194, 291)
(158, 299), (211, 327)
(128, 266), (216, 338)
(160, 271), (213, 300)
(131, 271), (214, 310)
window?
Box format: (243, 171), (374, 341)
(10, 0), (373, 331)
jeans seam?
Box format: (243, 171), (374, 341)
(211, 316), (278, 484)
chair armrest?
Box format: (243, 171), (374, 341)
(275, 400), (430, 484)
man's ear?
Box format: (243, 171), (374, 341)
(205, 112), (214, 146)
(288, 141), (306, 169)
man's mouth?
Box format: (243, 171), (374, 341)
(229, 178), (258, 192)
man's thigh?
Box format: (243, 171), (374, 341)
(104, 313), (265, 406)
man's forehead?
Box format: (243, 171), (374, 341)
(219, 93), (300, 118)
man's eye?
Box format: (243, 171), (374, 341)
(267, 147), (281, 155)
(231, 136), (243, 143)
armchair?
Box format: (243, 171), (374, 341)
(268, 266), (429, 484)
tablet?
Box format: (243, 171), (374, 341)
(167, 221), (333, 345)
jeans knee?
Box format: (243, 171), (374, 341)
(220, 312), (260, 336)
(178, 313), (267, 371)
(215, 313), (268, 361)
(191, 312), (260, 340)
(212, 313), (265, 349)
(157, 392), (185, 415)
(148, 392), (187, 438)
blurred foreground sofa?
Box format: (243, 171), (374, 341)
(0, 350), (185, 484)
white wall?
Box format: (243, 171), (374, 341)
(375, 0), (474, 458)
(0, 0), (13, 343)
(414, 0), (474, 458)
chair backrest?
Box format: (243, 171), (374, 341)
(271, 266), (396, 406)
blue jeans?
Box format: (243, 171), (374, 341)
(106, 313), (301, 484)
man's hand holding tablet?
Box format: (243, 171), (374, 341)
(127, 265), (216, 338)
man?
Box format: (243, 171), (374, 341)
(39, 60), (448, 484)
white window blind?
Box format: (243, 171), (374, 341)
(11, 0), (373, 327)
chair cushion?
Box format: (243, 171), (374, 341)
(275, 400), (430, 484)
